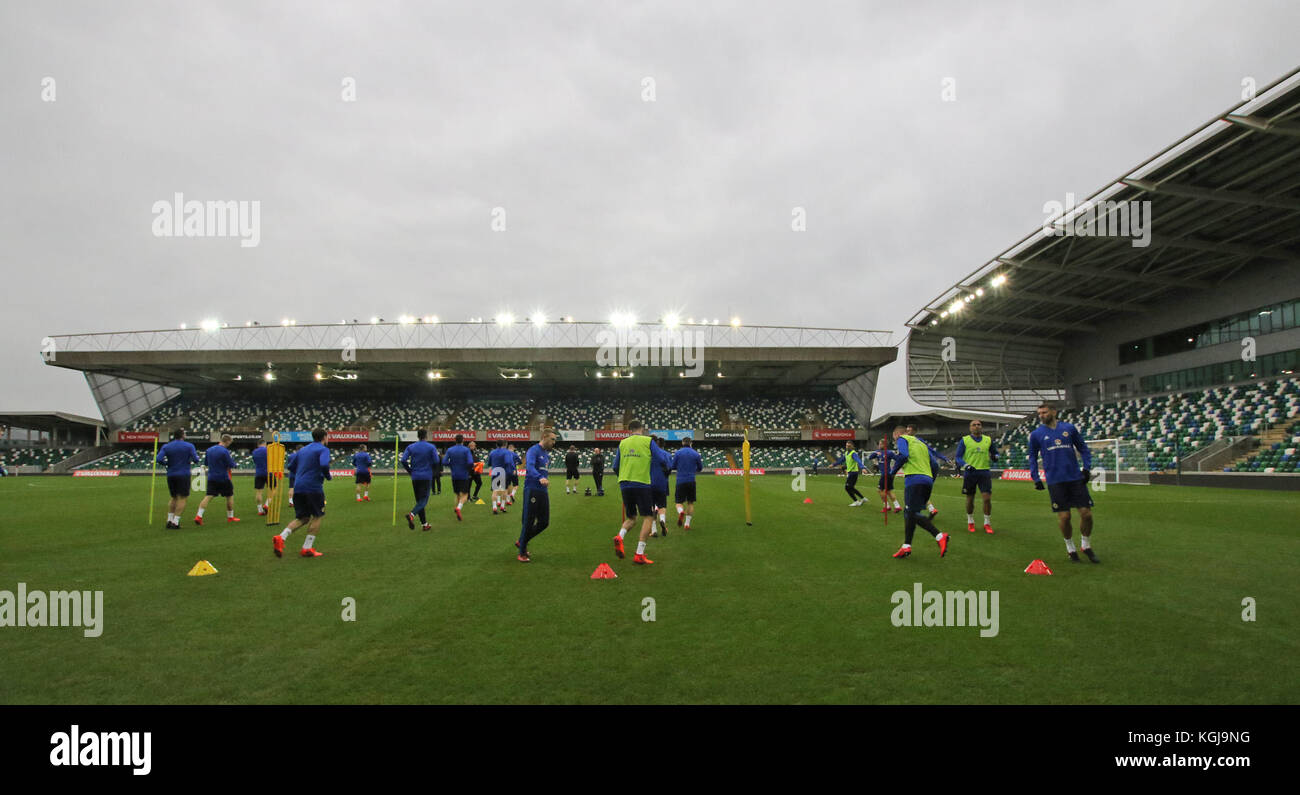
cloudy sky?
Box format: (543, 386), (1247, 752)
(2, 0), (1297, 420)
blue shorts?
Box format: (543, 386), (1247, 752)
(1048, 479), (1093, 512)
(902, 477), (934, 516)
(621, 485), (655, 517)
(961, 470), (992, 495)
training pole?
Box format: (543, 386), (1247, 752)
(742, 429), (752, 526)
(147, 435), (158, 525)
(392, 433), (399, 526)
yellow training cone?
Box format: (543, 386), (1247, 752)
(187, 560), (219, 576)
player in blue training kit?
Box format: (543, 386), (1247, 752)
(955, 419), (998, 534)
(516, 429), (558, 562)
(487, 441), (515, 515)
(670, 437), (704, 530)
(194, 434), (240, 525)
(442, 435), (475, 521)
(273, 429), (331, 558)
(353, 444), (374, 502)
(251, 441), (270, 515)
(507, 443), (522, 504)
(888, 426), (951, 559)
(285, 445), (299, 507)
(648, 436), (673, 536)
(156, 429), (201, 529)
(401, 431), (439, 531)
(867, 437), (902, 514)
(1028, 401), (1098, 563)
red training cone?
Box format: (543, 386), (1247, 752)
(803, 497), (813, 504)
(1024, 559), (1053, 575)
(590, 562), (618, 580)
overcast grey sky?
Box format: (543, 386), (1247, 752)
(2, 0), (1297, 420)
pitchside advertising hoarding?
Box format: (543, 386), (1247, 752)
(811, 428), (856, 440)
(761, 429), (802, 441)
(650, 429), (693, 441)
(73, 470), (120, 477)
(700, 430), (744, 440)
(713, 468), (766, 475)
(222, 432), (265, 443)
(999, 469), (1045, 480)
(559, 429), (584, 442)
(326, 431), (369, 443)
(486, 429), (530, 441)
(116, 431), (158, 443)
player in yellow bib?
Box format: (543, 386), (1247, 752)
(612, 421), (664, 565)
(955, 419), (998, 534)
(888, 426), (950, 559)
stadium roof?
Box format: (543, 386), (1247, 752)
(906, 66), (1300, 339)
(870, 407), (1026, 429)
(43, 321), (898, 428)
(0, 411), (106, 432)
(42, 321), (895, 390)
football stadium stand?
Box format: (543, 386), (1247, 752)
(997, 376), (1300, 472)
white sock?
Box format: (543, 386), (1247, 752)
(457, 501), (464, 510)
(967, 514), (974, 524)
(167, 513), (175, 524)
(901, 543), (912, 549)
(364, 491), (368, 497)
(303, 534), (315, 550)
(197, 507), (205, 518)
(684, 515), (692, 528)
(1065, 538), (1077, 554)
(928, 503), (936, 512)
(636, 541), (646, 555)
(676, 505), (684, 515)
(1080, 536), (1091, 550)
(983, 514), (991, 525)
(227, 510), (234, 518)
(893, 500), (901, 509)
(618, 527), (628, 539)
(280, 528), (292, 540)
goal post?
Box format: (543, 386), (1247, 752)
(1084, 438), (1151, 485)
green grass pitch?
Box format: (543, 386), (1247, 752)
(1, 473), (1296, 704)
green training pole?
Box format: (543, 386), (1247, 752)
(147, 435), (158, 525)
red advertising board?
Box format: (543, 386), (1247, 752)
(429, 430), (478, 442)
(999, 469), (1043, 481)
(594, 430), (629, 441)
(328, 430), (370, 442)
(712, 468), (766, 476)
(329, 469), (356, 477)
(117, 431), (159, 443)
(811, 429), (856, 440)
(487, 429), (531, 441)
(73, 470), (121, 477)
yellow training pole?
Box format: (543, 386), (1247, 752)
(147, 435), (159, 525)
(391, 432), (399, 526)
(742, 429), (753, 526)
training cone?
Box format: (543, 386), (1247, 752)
(803, 497), (813, 504)
(1024, 559), (1053, 575)
(187, 560), (219, 576)
(590, 563), (618, 580)
(474, 498), (486, 505)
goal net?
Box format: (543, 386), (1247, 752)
(1085, 438), (1151, 485)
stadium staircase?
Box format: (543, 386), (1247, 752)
(50, 446), (113, 473)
